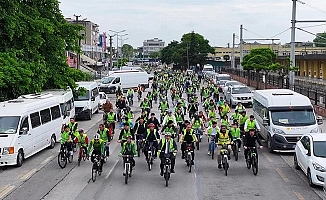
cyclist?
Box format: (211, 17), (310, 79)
(208, 107), (217, 121)
(243, 129), (263, 162)
(68, 117), (78, 134)
(140, 97), (150, 114)
(244, 115), (261, 134)
(174, 102), (183, 114)
(216, 125), (233, 169)
(119, 135), (137, 175)
(230, 123), (241, 152)
(235, 102), (246, 113)
(188, 100), (198, 119)
(198, 111), (207, 123)
(157, 132), (178, 175)
(175, 109), (184, 131)
(97, 124), (111, 160)
(118, 123), (135, 147)
(124, 107), (134, 122)
(162, 110), (177, 127)
(87, 134), (105, 172)
(239, 111), (249, 135)
(162, 120), (177, 139)
(74, 129), (89, 161)
(143, 123), (160, 161)
(220, 101), (231, 117)
(116, 96), (128, 121)
(206, 121), (219, 155)
(180, 124), (197, 164)
(147, 113), (161, 130)
(119, 116), (134, 129)
(146, 91), (153, 108)
(136, 111), (148, 124)
(180, 97), (187, 115)
(191, 115), (204, 136)
(231, 109), (241, 125)
(102, 99), (113, 113)
(106, 109), (117, 134)
(133, 117), (147, 142)
(220, 114), (230, 129)
(127, 88), (134, 103)
(136, 84), (143, 99)
(158, 98), (169, 113)
(153, 88), (159, 103)
(60, 125), (73, 156)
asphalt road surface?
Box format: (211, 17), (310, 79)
(1, 89), (325, 200)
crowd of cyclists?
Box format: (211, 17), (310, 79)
(59, 69), (264, 179)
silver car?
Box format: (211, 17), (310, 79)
(225, 85), (253, 108)
(222, 81), (242, 93)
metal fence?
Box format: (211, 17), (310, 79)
(223, 68), (326, 109)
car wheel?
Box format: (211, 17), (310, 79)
(48, 135), (56, 149)
(87, 110), (92, 120)
(16, 150), (24, 167)
(95, 105), (99, 114)
(293, 154), (300, 170)
(267, 136), (274, 153)
(307, 169), (316, 187)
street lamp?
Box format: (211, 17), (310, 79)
(119, 37), (129, 65)
(109, 30), (126, 68)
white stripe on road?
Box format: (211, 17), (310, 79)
(106, 160), (119, 179)
(0, 185), (15, 199)
(275, 168), (289, 182)
(20, 168), (37, 180)
(293, 190), (305, 200)
(41, 156), (54, 165)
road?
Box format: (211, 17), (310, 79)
(1, 89), (326, 200)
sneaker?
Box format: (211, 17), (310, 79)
(171, 169), (175, 173)
(218, 164), (222, 169)
(70, 151), (73, 155)
(160, 172), (163, 176)
(228, 155), (231, 160)
(207, 152), (211, 155)
(238, 149), (241, 152)
(191, 160), (194, 165)
(123, 172), (126, 176)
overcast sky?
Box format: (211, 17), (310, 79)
(60, 0), (326, 48)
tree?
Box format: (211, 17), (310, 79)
(270, 57), (298, 88)
(161, 41), (180, 65)
(0, 0), (91, 100)
(313, 32), (326, 47)
(121, 44), (134, 60)
(242, 48), (276, 89)
(149, 51), (161, 59)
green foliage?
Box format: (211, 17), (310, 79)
(313, 32), (326, 47)
(149, 51), (161, 59)
(242, 48), (276, 72)
(160, 32), (214, 68)
(114, 58), (128, 67)
(121, 44), (134, 59)
(0, 0), (91, 101)
(270, 57), (299, 77)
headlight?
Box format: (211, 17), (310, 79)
(272, 128), (286, 134)
(310, 127), (319, 133)
(312, 162), (326, 172)
(2, 147), (14, 155)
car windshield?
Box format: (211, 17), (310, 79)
(101, 77), (114, 84)
(226, 82), (240, 86)
(271, 109), (316, 126)
(0, 116), (20, 134)
(74, 90), (90, 101)
(203, 68), (213, 72)
(217, 76), (231, 81)
(232, 87), (251, 94)
(313, 141), (326, 158)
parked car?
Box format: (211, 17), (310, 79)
(222, 81), (242, 93)
(99, 92), (108, 109)
(294, 133), (326, 187)
(225, 85), (253, 108)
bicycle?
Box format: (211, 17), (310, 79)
(163, 154), (171, 187)
(128, 95), (134, 106)
(104, 142), (110, 162)
(146, 141), (156, 171)
(220, 145), (230, 176)
(208, 136), (217, 160)
(91, 154), (102, 182)
(77, 145), (87, 167)
(137, 92), (142, 102)
(194, 129), (201, 150)
(232, 139), (240, 161)
(122, 155), (133, 184)
(58, 144), (73, 169)
(136, 136), (144, 157)
(185, 143), (193, 173)
(246, 147), (258, 175)
(160, 111), (167, 124)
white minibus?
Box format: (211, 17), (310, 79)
(75, 82), (100, 120)
(0, 94), (63, 166)
(253, 89), (323, 153)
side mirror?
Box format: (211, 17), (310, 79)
(317, 116), (323, 125)
(19, 127), (28, 135)
(91, 96), (95, 101)
(263, 117), (269, 126)
(66, 111), (71, 117)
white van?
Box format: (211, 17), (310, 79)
(203, 64), (214, 73)
(253, 89), (323, 153)
(99, 71), (149, 93)
(41, 88), (75, 125)
(0, 94), (63, 166)
(75, 82), (100, 120)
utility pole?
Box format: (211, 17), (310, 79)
(74, 14), (81, 70)
(109, 30), (126, 69)
(187, 43), (190, 70)
(232, 33), (235, 69)
(239, 24), (244, 69)
(290, 0), (297, 90)
(109, 35), (113, 70)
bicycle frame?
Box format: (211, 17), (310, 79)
(209, 136), (216, 151)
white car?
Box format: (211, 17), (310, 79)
(222, 81), (242, 93)
(99, 92), (108, 109)
(225, 85), (253, 108)
(294, 133), (326, 187)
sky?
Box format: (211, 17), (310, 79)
(59, 0), (326, 48)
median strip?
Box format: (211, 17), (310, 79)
(0, 185), (15, 199)
(20, 168), (37, 180)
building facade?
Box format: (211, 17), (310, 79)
(143, 38), (164, 57)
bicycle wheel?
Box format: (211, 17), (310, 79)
(148, 156), (152, 171)
(234, 145), (239, 161)
(77, 158), (81, 167)
(211, 148), (214, 160)
(196, 141), (199, 150)
(58, 152), (67, 169)
(252, 156), (258, 175)
(125, 164), (129, 184)
(137, 143), (140, 157)
(68, 152), (73, 163)
(246, 158), (251, 169)
(223, 157), (228, 176)
(92, 164), (97, 182)
(165, 167), (169, 187)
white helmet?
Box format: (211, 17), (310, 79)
(94, 134), (100, 140)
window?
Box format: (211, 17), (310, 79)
(40, 108), (51, 124)
(20, 117), (29, 131)
(253, 99), (267, 119)
(30, 112), (41, 128)
(91, 87), (99, 97)
(51, 105), (61, 120)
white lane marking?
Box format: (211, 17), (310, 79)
(20, 168), (37, 180)
(41, 155), (54, 165)
(0, 185), (15, 199)
(293, 190), (305, 200)
(275, 168), (289, 182)
(106, 160), (119, 179)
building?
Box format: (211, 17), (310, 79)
(209, 42), (326, 60)
(143, 38), (164, 58)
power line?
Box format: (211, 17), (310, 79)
(270, 28), (291, 38)
(296, 27), (326, 40)
(297, 23), (326, 29)
(298, 0), (326, 15)
(243, 28), (266, 39)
